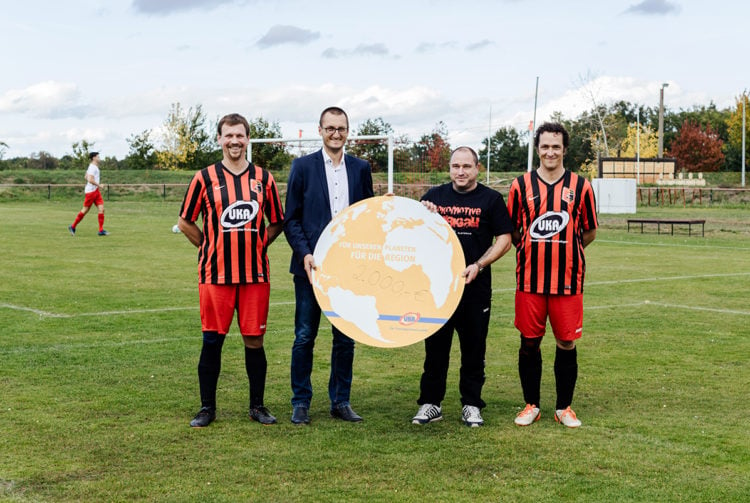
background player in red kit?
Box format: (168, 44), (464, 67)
(178, 113), (284, 428)
(68, 151), (108, 236)
(507, 122), (597, 428)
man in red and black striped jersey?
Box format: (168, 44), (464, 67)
(507, 122), (597, 428)
(178, 113), (285, 428)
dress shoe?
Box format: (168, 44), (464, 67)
(330, 404), (363, 422)
(291, 406), (310, 425)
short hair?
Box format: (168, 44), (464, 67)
(89, 151), (99, 160)
(534, 122), (569, 148)
(450, 146), (479, 166)
(319, 106), (349, 128)
(217, 113), (250, 136)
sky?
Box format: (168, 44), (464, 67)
(2, 0), (748, 160)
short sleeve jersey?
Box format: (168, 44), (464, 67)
(507, 170), (598, 295)
(179, 162), (284, 285)
(421, 183), (513, 301)
(85, 163), (100, 194)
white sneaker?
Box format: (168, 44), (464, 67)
(412, 403), (442, 424)
(555, 407), (582, 428)
(514, 404), (541, 426)
(461, 405), (484, 427)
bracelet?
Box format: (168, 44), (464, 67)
(474, 262), (484, 274)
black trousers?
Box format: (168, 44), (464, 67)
(417, 296), (491, 408)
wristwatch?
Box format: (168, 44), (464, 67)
(474, 261), (484, 274)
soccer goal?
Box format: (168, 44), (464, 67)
(249, 135), (394, 193)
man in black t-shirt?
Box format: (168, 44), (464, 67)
(412, 146), (513, 427)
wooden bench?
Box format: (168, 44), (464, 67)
(627, 219), (705, 237)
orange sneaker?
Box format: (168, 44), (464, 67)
(514, 404), (541, 426)
(555, 406), (582, 428)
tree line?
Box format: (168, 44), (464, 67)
(1, 96), (747, 176)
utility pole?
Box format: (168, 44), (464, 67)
(526, 77), (539, 172)
(657, 82), (669, 157)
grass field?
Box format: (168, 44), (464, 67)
(1, 201), (748, 502)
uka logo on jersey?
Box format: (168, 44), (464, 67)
(529, 211), (570, 240)
(220, 200), (260, 229)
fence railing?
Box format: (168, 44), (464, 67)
(2, 183), (749, 207)
(637, 187), (750, 207)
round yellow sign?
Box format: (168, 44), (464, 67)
(312, 195), (465, 348)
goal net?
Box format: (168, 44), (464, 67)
(248, 135), (446, 198)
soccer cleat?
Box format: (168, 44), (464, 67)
(514, 404), (541, 426)
(98, 230), (109, 236)
(412, 403), (442, 425)
(249, 405), (277, 425)
(68, 225), (76, 236)
(555, 407), (582, 428)
(189, 407), (216, 428)
(461, 405), (484, 427)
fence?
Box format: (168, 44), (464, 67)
(3, 183), (749, 208)
(636, 186), (750, 207)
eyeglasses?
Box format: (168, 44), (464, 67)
(322, 126), (348, 135)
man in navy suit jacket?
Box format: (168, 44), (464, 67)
(284, 106), (374, 424)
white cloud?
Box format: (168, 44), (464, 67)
(0, 81), (85, 118)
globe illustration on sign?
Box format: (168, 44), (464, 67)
(312, 195), (465, 348)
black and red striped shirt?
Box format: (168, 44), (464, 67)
(507, 170), (597, 295)
(179, 162), (284, 285)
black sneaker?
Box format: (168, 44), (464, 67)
(189, 407), (216, 428)
(68, 225), (76, 236)
(98, 230), (109, 236)
(250, 405), (277, 425)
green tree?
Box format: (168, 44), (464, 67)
(0, 141), (8, 160)
(247, 116), (293, 171)
(28, 151), (58, 170)
(478, 126), (527, 172)
(123, 130), (156, 170)
(348, 117), (393, 172)
(669, 120), (725, 173)
(725, 94), (749, 172)
(618, 123), (659, 158)
(71, 140), (95, 169)
(155, 103), (213, 171)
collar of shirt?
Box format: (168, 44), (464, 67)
(322, 148), (346, 170)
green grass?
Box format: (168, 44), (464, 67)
(1, 201), (748, 502)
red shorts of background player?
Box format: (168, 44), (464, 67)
(83, 189), (104, 207)
(514, 290), (583, 341)
(199, 283), (271, 336)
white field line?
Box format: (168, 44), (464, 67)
(0, 301), (296, 319)
(588, 300), (750, 316)
(596, 239), (750, 251)
(492, 271), (750, 294)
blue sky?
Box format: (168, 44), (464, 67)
(2, 0), (747, 159)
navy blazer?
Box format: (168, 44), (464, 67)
(284, 150), (374, 277)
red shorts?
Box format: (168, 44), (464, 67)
(198, 283), (271, 336)
(83, 189), (104, 207)
(514, 290), (583, 341)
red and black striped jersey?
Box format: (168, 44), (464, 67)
(179, 162), (284, 285)
(507, 170), (597, 295)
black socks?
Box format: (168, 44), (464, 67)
(245, 346), (267, 408)
(554, 346), (578, 410)
(197, 332), (226, 409)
